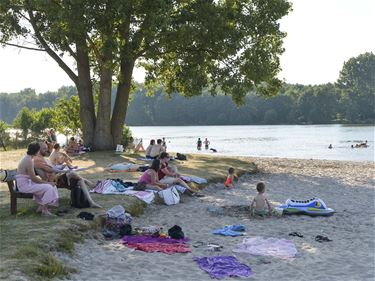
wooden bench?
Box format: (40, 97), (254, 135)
(2, 169), (33, 215)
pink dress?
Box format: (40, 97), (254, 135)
(15, 174), (59, 206)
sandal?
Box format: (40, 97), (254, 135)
(315, 235), (332, 242)
(289, 232), (304, 238)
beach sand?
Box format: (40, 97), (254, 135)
(58, 157), (375, 281)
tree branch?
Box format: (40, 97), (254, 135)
(0, 41), (45, 51)
(27, 9), (78, 84)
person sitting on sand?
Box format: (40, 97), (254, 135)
(328, 144), (333, 149)
(34, 142), (101, 208)
(49, 143), (77, 170)
(250, 182), (272, 216)
(149, 139), (165, 159)
(127, 137), (146, 153)
(15, 142), (59, 216)
(138, 159), (168, 191)
(145, 139), (155, 158)
(65, 137), (80, 156)
(224, 167), (235, 189)
(158, 152), (199, 195)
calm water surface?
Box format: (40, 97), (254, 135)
(130, 125), (375, 162)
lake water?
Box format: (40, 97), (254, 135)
(130, 125), (375, 162)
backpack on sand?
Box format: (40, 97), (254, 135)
(176, 153), (187, 161)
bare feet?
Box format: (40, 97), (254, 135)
(36, 205), (43, 213)
(41, 210), (56, 217)
(90, 202), (102, 208)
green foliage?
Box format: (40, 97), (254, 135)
(34, 254), (73, 279)
(337, 52), (375, 122)
(30, 108), (56, 137)
(0, 120), (9, 149)
(0, 0), (292, 149)
(52, 96), (82, 136)
(121, 125), (133, 147)
(12, 107), (35, 140)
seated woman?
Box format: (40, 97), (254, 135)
(49, 143), (77, 170)
(158, 152), (200, 196)
(65, 137), (81, 156)
(127, 137), (146, 153)
(138, 159), (168, 191)
(15, 142), (59, 216)
(145, 139), (155, 158)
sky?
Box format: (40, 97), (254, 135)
(0, 0), (374, 93)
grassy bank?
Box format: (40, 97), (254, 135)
(0, 149), (257, 280)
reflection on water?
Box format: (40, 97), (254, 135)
(130, 125), (375, 162)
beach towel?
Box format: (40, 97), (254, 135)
(193, 256), (254, 279)
(212, 225), (246, 237)
(90, 180), (155, 204)
(180, 175), (207, 184)
(122, 235), (190, 254)
(126, 243), (191, 254)
(233, 237), (297, 259)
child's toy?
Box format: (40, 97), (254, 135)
(277, 198), (335, 216)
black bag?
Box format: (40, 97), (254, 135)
(119, 224), (132, 236)
(70, 186), (90, 208)
(168, 225), (185, 239)
(176, 153), (187, 161)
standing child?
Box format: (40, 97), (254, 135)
(224, 167), (235, 189)
(250, 182), (272, 216)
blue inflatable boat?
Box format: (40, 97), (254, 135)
(277, 198), (335, 216)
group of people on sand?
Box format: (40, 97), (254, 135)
(138, 152), (200, 196)
(144, 138), (167, 159)
(15, 141), (101, 216)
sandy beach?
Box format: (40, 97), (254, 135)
(58, 157), (375, 281)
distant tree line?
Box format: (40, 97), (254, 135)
(1, 53), (374, 126)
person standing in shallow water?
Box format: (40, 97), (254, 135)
(204, 138), (210, 150)
(197, 138), (202, 150)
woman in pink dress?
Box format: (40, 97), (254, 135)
(16, 142), (59, 216)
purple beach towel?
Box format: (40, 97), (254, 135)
(193, 256), (254, 279)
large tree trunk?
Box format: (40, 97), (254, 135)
(76, 44), (96, 147)
(94, 66), (114, 150)
(111, 60), (135, 145)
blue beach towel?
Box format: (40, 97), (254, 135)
(212, 225), (246, 237)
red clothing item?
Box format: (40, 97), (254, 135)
(158, 162), (168, 180)
(224, 176), (233, 187)
(126, 243), (191, 254)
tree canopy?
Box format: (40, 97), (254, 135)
(0, 0), (291, 149)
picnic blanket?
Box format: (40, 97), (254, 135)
(122, 235), (190, 254)
(193, 256), (254, 279)
(233, 236), (297, 259)
(90, 180), (155, 204)
(212, 225), (246, 237)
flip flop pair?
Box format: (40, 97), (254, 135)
(288, 232), (304, 238)
(315, 235), (332, 242)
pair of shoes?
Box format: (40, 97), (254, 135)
(289, 232), (304, 238)
(315, 235), (332, 242)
